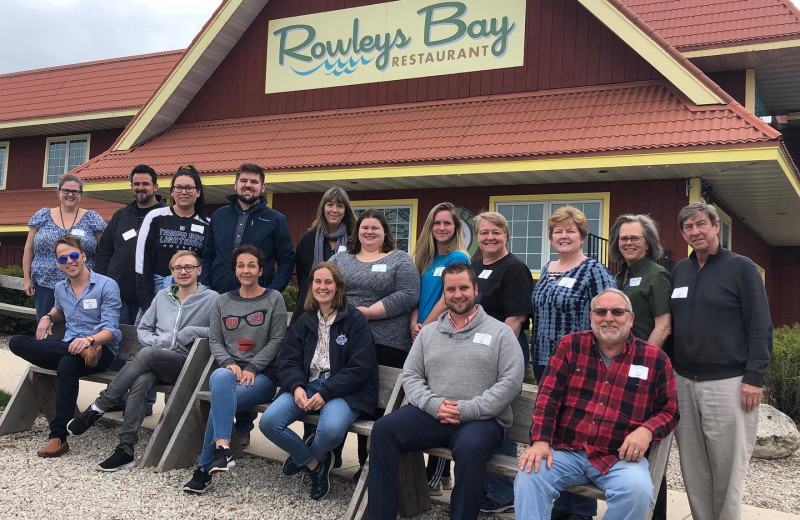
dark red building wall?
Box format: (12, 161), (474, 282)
(5, 129), (123, 190)
(178, 0), (661, 123)
(770, 247), (800, 326)
(707, 70), (746, 106)
(272, 177), (690, 263)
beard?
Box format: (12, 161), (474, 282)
(135, 192), (154, 204)
(591, 322), (630, 344)
(237, 191), (260, 204)
(445, 297), (476, 317)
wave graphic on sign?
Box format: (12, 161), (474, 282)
(291, 55), (373, 77)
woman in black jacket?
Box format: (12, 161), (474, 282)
(259, 262), (378, 501)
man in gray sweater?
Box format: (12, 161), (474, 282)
(367, 263), (524, 520)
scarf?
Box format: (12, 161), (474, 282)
(314, 222), (348, 265)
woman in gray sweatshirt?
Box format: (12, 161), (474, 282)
(183, 245), (287, 494)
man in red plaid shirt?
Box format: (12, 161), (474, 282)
(514, 288), (678, 520)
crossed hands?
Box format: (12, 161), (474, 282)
(294, 387), (326, 411)
(225, 364), (256, 386)
(437, 400), (460, 425)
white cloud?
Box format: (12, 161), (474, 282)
(0, 0), (220, 74)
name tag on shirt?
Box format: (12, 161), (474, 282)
(122, 229), (137, 241)
(433, 266), (445, 277)
(672, 287), (688, 299)
(372, 264), (387, 272)
(83, 299), (98, 310)
(70, 229), (86, 237)
(337, 245), (347, 253)
(190, 224), (205, 234)
(629, 364), (649, 380)
(558, 277), (576, 289)
(478, 270), (492, 279)
(628, 277), (642, 287)
(473, 333), (492, 345)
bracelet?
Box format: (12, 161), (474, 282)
(40, 314), (52, 322)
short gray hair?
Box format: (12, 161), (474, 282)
(609, 214), (664, 262)
(678, 200), (719, 229)
(590, 288), (633, 312)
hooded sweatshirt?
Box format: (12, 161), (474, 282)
(137, 283), (219, 358)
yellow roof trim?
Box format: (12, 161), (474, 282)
(0, 110), (138, 131)
(83, 147), (792, 190)
(114, 0), (244, 151)
(0, 225), (30, 233)
(577, 0), (722, 105)
(682, 38), (800, 58)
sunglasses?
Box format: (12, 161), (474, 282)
(591, 307), (630, 317)
(57, 251), (81, 264)
(224, 310), (268, 330)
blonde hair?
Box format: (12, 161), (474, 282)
(473, 211), (510, 239)
(414, 202), (466, 275)
(169, 250), (201, 269)
(548, 206), (589, 239)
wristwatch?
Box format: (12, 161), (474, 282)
(40, 314), (52, 322)
(87, 336), (96, 346)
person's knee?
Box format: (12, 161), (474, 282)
(257, 408), (282, 438)
(610, 474), (653, 505)
(133, 346), (156, 365)
(209, 367), (235, 389)
(8, 336), (25, 356)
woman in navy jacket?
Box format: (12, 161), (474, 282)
(260, 261), (378, 500)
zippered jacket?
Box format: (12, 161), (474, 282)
(137, 283), (219, 358)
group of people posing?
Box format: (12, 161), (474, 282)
(10, 162), (771, 520)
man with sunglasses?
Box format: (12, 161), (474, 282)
(514, 288), (678, 520)
(9, 236), (122, 458)
(67, 250), (218, 471)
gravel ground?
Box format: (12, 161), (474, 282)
(1, 334), (798, 516)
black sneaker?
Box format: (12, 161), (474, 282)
(183, 468), (213, 494)
(282, 455), (306, 476)
(98, 445), (135, 472)
(309, 451), (333, 500)
(67, 407), (104, 436)
(479, 497), (515, 514)
(208, 446), (235, 474)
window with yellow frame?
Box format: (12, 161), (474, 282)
(43, 134), (90, 186)
(491, 193), (610, 273)
(0, 141), (8, 190)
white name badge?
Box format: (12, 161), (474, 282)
(671, 287), (688, 299)
(70, 228), (86, 237)
(190, 224), (205, 234)
(433, 266), (445, 277)
(628, 277), (642, 287)
(478, 270), (492, 279)
(372, 264), (387, 272)
(121, 229), (137, 241)
(83, 299), (98, 310)
(473, 332), (492, 345)
(558, 277), (577, 289)
(337, 245), (347, 253)
(629, 364), (649, 380)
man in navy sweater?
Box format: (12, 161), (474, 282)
(200, 162), (295, 444)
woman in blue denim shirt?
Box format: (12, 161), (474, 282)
(22, 174), (106, 319)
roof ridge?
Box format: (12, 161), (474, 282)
(0, 50), (185, 79)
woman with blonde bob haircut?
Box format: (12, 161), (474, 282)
(293, 187), (358, 324)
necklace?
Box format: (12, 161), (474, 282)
(58, 207), (79, 233)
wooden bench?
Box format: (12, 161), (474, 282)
(382, 383), (672, 520)
(157, 362), (407, 519)
(0, 323), (212, 468)
(0, 274), (36, 319)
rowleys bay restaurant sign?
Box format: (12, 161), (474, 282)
(265, 0), (527, 93)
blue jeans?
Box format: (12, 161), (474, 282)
(486, 438), (517, 505)
(514, 450), (653, 520)
(118, 300), (140, 326)
(259, 374), (359, 467)
(197, 368), (277, 469)
(33, 283), (55, 321)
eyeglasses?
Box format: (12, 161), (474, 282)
(59, 188), (83, 196)
(592, 307), (630, 317)
(224, 310), (268, 330)
(172, 185), (197, 193)
(170, 265), (199, 273)
(57, 251), (81, 264)
(618, 236), (644, 244)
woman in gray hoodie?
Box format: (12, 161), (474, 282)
(183, 245), (287, 494)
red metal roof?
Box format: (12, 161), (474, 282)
(72, 81), (779, 181)
(0, 51), (183, 124)
(624, 0), (800, 50)
(0, 190), (123, 226)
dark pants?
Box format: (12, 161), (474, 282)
(533, 363), (598, 518)
(9, 335), (115, 441)
(368, 405), (504, 520)
(33, 283), (55, 321)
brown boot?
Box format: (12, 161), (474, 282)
(37, 438), (69, 457)
(80, 345), (102, 368)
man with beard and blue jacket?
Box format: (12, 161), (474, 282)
(200, 162), (295, 444)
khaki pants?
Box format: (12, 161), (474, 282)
(674, 374), (759, 520)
